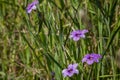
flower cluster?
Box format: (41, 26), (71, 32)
(26, 0), (39, 13)
(62, 63), (79, 77)
(82, 53), (102, 65)
(62, 29), (102, 78)
(25, 0), (103, 78)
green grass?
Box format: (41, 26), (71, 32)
(0, 0), (120, 80)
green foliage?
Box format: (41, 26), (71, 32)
(0, 0), (120, 80)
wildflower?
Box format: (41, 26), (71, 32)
(82, 53), (102, 65)
(26, 0), (39, 13)
(51, 72), (55, 77)
(51, 72), (55, 80)
(70, 29), (88, 41)
(62, 63), (79, 77)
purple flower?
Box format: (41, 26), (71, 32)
(26, 0), (39, 13)
(62, 63), (79, 77)
(51, 72), (55, 80)
(82, 53), (102, 65)
(70, 29), (88, 41)
(51, 72), (55, 77)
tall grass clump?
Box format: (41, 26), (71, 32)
(0, 0), (120, 80)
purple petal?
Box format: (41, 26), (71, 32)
(82, 58), (87, 63)
(82, 29), (88, 33)
(86, 60), (94, 65)
(26, 0), (39, 13)
(67, 72), (74, 77)
(74, 69), (79, 74)
(91, 53), (102, 59)
(72, 63), (78, 69)
(79, 34), (85, 38)
(70, 34), (74, 38)
(73, 37), (80, 41)
(62, 69), (68, 77)
(67, 64), (74, 69)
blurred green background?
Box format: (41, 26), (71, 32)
(0, 0), (120, 80)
